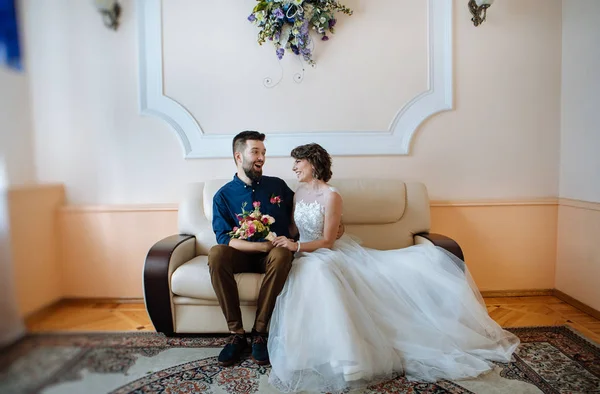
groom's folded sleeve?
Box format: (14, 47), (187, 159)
(212, 195), (233, 245)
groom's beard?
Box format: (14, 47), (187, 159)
(242, 158), (263, 182)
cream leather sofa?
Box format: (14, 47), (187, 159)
(143, 178), (464, 335)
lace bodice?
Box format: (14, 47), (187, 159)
(293, 186), (340, 243)
(294, 200), (325, 243)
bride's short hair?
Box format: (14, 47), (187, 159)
(291, 143), (332, 182)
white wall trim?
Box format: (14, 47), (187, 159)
(57, 198), (560, 213)
(137, 0), (453, 158)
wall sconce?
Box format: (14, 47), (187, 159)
(93, 0), (121, 31)
(468, 0), (494, 27)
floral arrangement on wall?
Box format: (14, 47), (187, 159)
(248, 0), (353, 66)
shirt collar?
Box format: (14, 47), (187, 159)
(233, 173), (262, 187)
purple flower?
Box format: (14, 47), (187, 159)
(274, 31), (281, 41)
(290, 45), (300, 55)
(321, 35), (329, 41)
(247, 14), (256, 22)
(276, 48), (285, 60)
(273, 8), (284, 19)
(298, 34), (308, 46)
(329, 19), (337, 28)
(300, 47), (311, 56)
(300, 21), (309, 35)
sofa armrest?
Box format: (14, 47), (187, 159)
(143, 234), (196, 336)
(414, 233), (465, 270)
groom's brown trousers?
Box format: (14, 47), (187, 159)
(208, 245), (293, 333)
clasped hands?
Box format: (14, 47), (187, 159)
(271, 236), (299, 252)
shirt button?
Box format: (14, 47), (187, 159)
(252, 189), (255, 192)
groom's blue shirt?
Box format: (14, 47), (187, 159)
(212, 174), (294, 245)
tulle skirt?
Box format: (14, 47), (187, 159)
(267, 235), (519, 393)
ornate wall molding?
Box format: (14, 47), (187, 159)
(137, 0), (453, 158)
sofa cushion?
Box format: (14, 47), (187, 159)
(202, 178), (406, 224)
(179, 179), (429, 252)
(171, 255), (264, 302)
(328, 179), (406, 224)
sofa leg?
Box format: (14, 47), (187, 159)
(157, 328), (175, 337)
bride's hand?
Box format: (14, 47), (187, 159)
(272, 236), (297, 251)
(271, 235), (287, 245)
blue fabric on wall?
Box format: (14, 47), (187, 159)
(0, 0), (22, 71)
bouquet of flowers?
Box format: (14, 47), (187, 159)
(229, 201), (277, 241)
(248, 0), (353, 66)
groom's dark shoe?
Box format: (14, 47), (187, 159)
(218, 333), (248, 367)
(251, 330), (270, 365)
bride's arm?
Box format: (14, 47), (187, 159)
(272, 191), (343, 252)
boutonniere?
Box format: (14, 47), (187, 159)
(270, 194), (282, 207)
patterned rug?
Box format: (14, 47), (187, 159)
(0, 326), (598, 394)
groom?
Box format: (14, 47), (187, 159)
(209, 131), (295, 367)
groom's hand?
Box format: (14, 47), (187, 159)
(261, 241), (275, 253)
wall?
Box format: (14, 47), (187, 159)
(17, 0), (563, 297)
(59, 200), (558, 298)
(555, 0), (600, 311)
(8, 184), (65, 316)
(430, 201), (557, 292)
(0, 158), (26, 345)
(559, 0), (600, 203)
(0, 68), (35, 186)
(59, 204), (177, 298)
(1, 3), (46, 318)
(22, 0), (562, 205)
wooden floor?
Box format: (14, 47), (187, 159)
(25, 296), (600, 343)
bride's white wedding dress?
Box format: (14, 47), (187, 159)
(267, 189), (520, 393)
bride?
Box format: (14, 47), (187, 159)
(268, 143), (520, 393)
